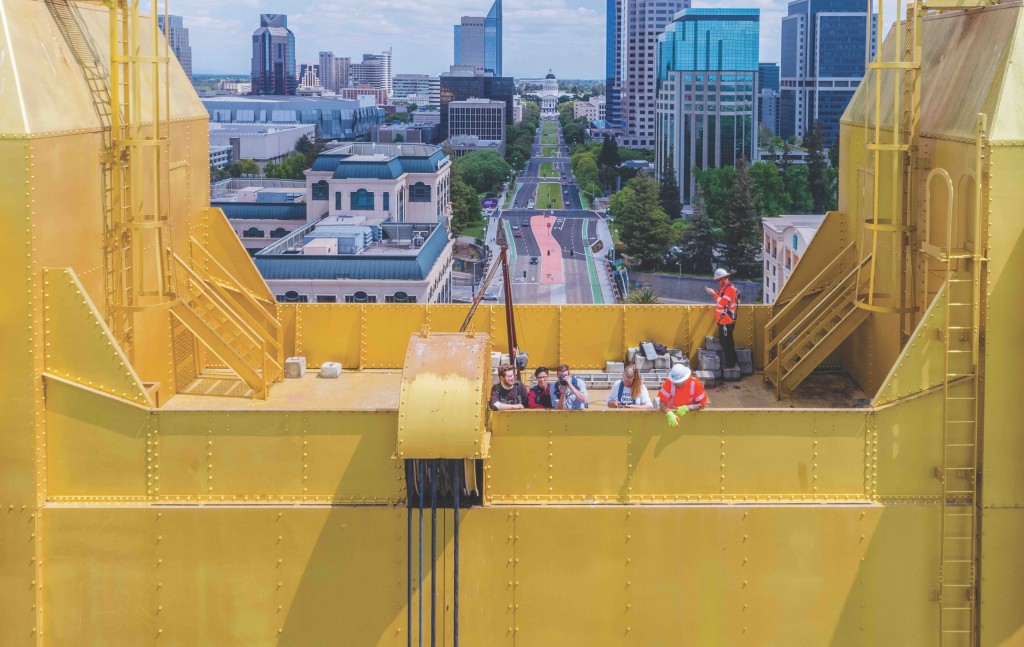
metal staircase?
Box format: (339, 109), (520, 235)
(171, 249), (283, 399)
(764, 246), (871, 398)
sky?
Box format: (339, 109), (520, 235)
(173, 0), (798, 79)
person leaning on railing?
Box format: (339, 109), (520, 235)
(489, 364), (529, 410)
(606, 362), (653, 410)
(658, 364), (707, 412)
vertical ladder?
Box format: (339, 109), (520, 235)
(936, 114), (987, 647)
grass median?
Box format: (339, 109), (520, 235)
(536, 183), (564, 210)
(542, 146), (559, 157)
(542, 122), (558, 134)
(539, 162), (558, 178)
(540, 134), (559, 145)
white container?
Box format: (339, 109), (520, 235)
(320, 362), (342, 379)
(284, 356), (307, 379)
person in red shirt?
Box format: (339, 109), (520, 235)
(705, 268), (738, 369)
(658, 364), (707, 412)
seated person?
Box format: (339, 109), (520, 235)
(552, 364), (588, 410)
(658, 364), (707, 412)
(528, 366), (554, 409)
(489, 364), (529, 410)
(607, 362), (652, 409)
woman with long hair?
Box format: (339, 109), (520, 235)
(606, 362), (653, 409)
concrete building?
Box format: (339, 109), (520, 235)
(218, 80), (251, 94)
(254, 219), (454, 304)
(157, 15), (192, 81)
(350, 50), (393, 97)
(448, 98), (505, 155)
(606, 0), (688, 147)
(303, 142), (452, 225)
(412, 110), (442, 126)
(318, 51), (351, 93)
(439, 70), (514, 140)
(298, 64), (320, 90)
(762, 214), (825, 304)
(251, 14), (297, 95)
(780, 0), (877, 145)
(656, 9), (760, 204)
(210, 144), (233, 169)
(340, 86), (389, 106)
(512, 95), (524, 124)
(208, 122), (315, 167)
(372, 123), (438, 145)
(760, 88), (781, 136)
(203, 96), (383, 140)
(454, 0), (502, 76)
(212, 178), (309, 252)
(393, 74), (441, 106)
(574, 96), (606, 122)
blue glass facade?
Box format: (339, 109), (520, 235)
(779, 0), (876, 145)
(605, 0), (619, 129)
(758, 63), (779, 93)
(656, 9), (759, 204)
(485, 0), (502, 77)
(251, 14), (296, 96)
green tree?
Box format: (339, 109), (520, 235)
(450, 174), (482, 236)
(720, 157), (762, 278)
(393, 132), (405, 143)
(695, 166), (736, 228)
(749, 161), (788, 218)
(407, 103), (418, 112)
(658, 156), (681, 219)
(239, 159), (260, 177)
(825, 166), (839, 211)
(624, 287), (660, 304)
(385, 112), (411, 123)
(295, 134), (317, 161)
(805, 120), (830, 213)
(453, 150), (512, 194)
(679, 185), (717, 274)
(609, 174), (677, 270)
(784, 165), (813, 214)
(264, 152), (308, 180)
(574, 154), (600, 193)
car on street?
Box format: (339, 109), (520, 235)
(481, 294), (499, 301)
(511, 224), (519, 230)
(514, 231), (523, 238)
(530, 257), (539, 265)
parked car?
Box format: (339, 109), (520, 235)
(481, 293), (499, 302)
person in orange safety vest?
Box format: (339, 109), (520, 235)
(705, 268), (738, 370)
(658, 363), (708, 412)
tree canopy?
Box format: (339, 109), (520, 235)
(609, 174), (677, 270)
(453, 150), (512, 194)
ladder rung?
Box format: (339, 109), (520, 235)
(945, 443), (976, 447)
(944, 512), (973, 517)
(946, 397), (976, 401)
(945, 420), (976, 425)
(943, 559), (973, 563)
(944, 490), (974, 495)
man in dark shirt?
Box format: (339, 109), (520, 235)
(527, 366), (554, 409)
(489, 364), (529, 410)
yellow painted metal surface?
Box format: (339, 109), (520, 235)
(397, 333), (490, 459)
(1, 0), (1023, 644)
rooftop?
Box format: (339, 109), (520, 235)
(310, 142), (449, 176)
(209, 122), (314, 136)
(762, 214), (826, 234)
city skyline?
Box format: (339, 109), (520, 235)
(165, 0), (806, 79)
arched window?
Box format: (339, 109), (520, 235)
(344, 290), (378, 303)
(385, 290), (417, 303)
(351, 188), (374, 210)
(312, 180), (329, 201)
(409, 182), (431, 202)
(278, 290), (308, 303)
(243, 227), (264, 238)
(270, 227), (288, 238)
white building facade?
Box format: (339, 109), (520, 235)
(304, 142), (452, 225)
(762, 214), (825, 304)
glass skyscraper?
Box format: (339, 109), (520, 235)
(656, 9), (760, 205)
(251, 14), (296, 96)
(606, 0), (689, 147)
(779, 0), (877, 146)
(158, 15), (192, 81)
(454, 0), (502, 76)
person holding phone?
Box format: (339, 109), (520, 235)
(705, 268), (738, 370)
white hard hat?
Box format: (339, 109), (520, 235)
(713, 268), (731, 280)
(668, 363), (691, 384)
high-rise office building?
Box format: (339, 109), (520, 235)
(779, 0), (877, 146)
(158, 15), (192, 81)
(393, 74), (441, 106)
(655, 9), (760, 205)
(350, 50), (393, 96)
(439, 69), (514, 141)
(453, 0), (502, 76)
(251, 14), (297, 95)
(758, 62), (780, 93)
(319, 52), (353, 93)
(758, 62), (781, 136)
(298, 64), (320, 89)
(606, 0), (689, 148)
